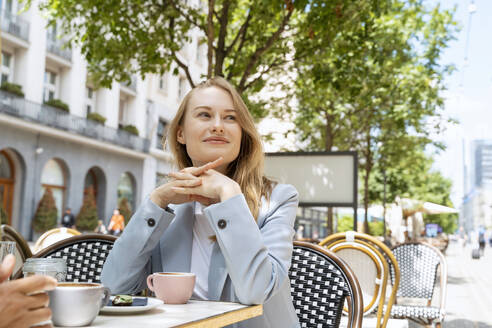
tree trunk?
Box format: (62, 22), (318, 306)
(206, 0), (215, 78)
(325, 112), (334, 236)
(363, 166), (370, 234)
(363, 132), (372, 234)
(326, 207), (333, 236)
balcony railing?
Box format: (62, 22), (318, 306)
(46, 33), (72, 62)
(0, 90), (150, 153)
(0, 10), (30, 41)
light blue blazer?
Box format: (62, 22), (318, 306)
(101, 183), (300, 328)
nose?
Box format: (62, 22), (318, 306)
(211, 116), (224, 134)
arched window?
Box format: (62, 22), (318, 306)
(0, 150), (15, 224)
(117, 172), (135, 208)
(41, 159), (66, 220)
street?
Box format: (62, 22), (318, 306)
(409, 240), (492, 328)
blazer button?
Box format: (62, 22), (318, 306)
(147, 218), (156, 227)
(217, 219), (227, 229)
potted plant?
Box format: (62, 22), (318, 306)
(44, 99), (70, 112)
(32, 188), (58, 233)
(87, 112), (107, 124)
(121, 124), (139, 136)
(0, 203), (8, 225)
(118, 197), (133, 225)
(0, 82), (24, 98)
(76, 186), (99, 231)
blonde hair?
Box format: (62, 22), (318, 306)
(166, 77), (273, 220)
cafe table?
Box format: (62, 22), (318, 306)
(60, 300), (263, 328)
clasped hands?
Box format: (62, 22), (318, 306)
(150, 157), (242, 209)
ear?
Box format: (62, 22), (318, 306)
(177, 126), (186, 144)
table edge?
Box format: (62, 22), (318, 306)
(174, 304), (263, 328)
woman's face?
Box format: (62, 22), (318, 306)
(177, 86), (242, 173)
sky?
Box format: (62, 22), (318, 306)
(433, 0), (492, 207)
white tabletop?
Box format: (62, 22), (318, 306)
(66, 300), (263, 328)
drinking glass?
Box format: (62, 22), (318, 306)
(23, 258), (67, 282)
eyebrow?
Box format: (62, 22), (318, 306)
(192, 106), (236, 112)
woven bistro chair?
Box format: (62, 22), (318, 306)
(290, 241), (363, 328)
(389, 242), (447, 328)
(320, 231), (400, 328)
(1, 224), (33, 279)
(33, 227), (81, 253)
(33, 234), (117, 283)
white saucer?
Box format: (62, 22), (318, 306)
(100, 297), (163, 314)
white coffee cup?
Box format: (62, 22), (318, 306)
(48, 282), (110, 327)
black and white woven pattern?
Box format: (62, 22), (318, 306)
(389, 304), (442, 320)
(390, 243), (440, 299)
(289, 246), (350, 328)
(43, 239), (115, 283)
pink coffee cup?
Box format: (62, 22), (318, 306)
(147, 272), (196, 304)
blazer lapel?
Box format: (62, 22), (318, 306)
(159, 202), (194, 272)
(208, 242), (228, 300)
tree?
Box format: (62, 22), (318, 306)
(369, 149), (457, 234)
(32, 188), (58, 233)
(76, 186), (99, 231)
(32, 0), (384, 117)
(273, 0), (457, 233)
(118, 197), (133, 225)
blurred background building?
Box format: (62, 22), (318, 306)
(0, 0), (206, 238)
(461, 140), (492, 236)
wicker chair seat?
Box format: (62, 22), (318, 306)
(388, 304), (443, 321)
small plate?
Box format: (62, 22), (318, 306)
(100, 297), (163, 314)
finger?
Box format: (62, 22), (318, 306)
(26, 292), (50, 310)
(22, 307), (52, 327)
(11, 275), (57, 294)
(168, 171), (201, 181)
(185, 157), (224, 176)
(171, 179), (202, 188)
(197, 157), (223, 174)
(0, 254), (15, 282)
(31, 324), (53, 328)
(171, 186), (195, 195)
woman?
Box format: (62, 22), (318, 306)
(101, 77), (299, 327)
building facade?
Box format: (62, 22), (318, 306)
(0, 0), (206, 239)
(460, 140), (492, 235)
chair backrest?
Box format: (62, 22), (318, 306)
(390, 242), (443, 300)
(290, 241), (363, 328)
(320, 231), (400, 328)
(33, 234), (117, 283)
(33, 227), (81, 253)
(1, 224), (33, 278)
(326, 241), (386, 315)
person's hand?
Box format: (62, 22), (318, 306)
(170, 168), (242, 204)
(0, 255), (57, 328)
(150, 158), (224, 209)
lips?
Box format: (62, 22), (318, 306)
(203, 136), (229, 143)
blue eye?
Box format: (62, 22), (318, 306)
(198, 112), (211, 118)
(225, 115), (236, 121)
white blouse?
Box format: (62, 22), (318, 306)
(190, 202), (215, 300)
